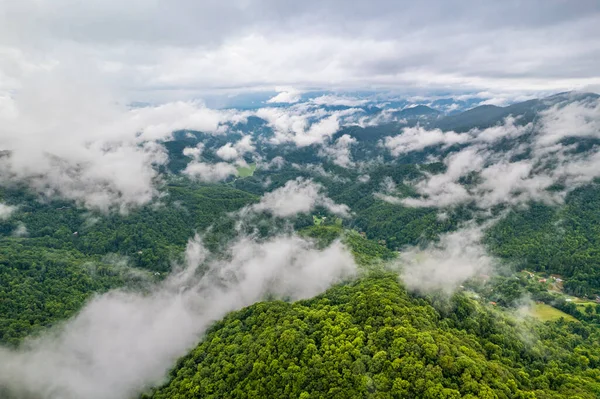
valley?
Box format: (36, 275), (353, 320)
(1, 91), (600, 397)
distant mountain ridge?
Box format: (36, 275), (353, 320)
(434, 91), (599, 132)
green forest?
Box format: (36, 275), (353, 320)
(146, 273), (600, 399)
(486, 182), (600, 297)
(0, 183), (257, 346)
(2, 93), (600, 398)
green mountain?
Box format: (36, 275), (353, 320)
(434, 92), (599, 132)
(1, 91), (600, 399)
(146, 273), (600, 399)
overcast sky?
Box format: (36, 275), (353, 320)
(0, 0), (599, 102)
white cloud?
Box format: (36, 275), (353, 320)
(215, 143), (239, 161)
(182, 161), (238, 182)
(374, 193), (404, 204)
(476, 160), (556, 207)
(384, 126), (471, 155)
(131, 101), (246, 140)
(310, 95), (368, 107)
(249, 177), (350, 218)
(473, 116), (530, 143)
(373, 176), (404, 203)
(182, 143), (204, 160)
(537, 98), (600, 147)
(0, 2), (599, 101)
(384, 117), (530, 156)
(0, 233), (356, 399)
(0, 73), (163, 212)
(319, 134), (357, 167)
(399, 225), (495, 294)
(402, 147), (485, 207)
(301, 115), (341, 146)
(381, 176), (397, 193)
(358, 174), (370, 183)
(380, 99), (600, 210)
(353, 107), (403, 128)
(12, 222), (28, 237)
(261, 156), (285, 170)
(234, 135), (255, 153)
(215, 136), (255, 161)
(478, 97), (510, 106)
(555, 150), (600, 187)
(256, 106), (357, 147)
(266, 87), (302, 104)
(401, 145), (560, 209)
(0, 203), (17, 220)
(0, 69), (255, 212)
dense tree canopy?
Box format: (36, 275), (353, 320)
(486, 183), (600, 296)
(2, 104), (600, 398)
(146, 274), (600, 399)
(0, 182), (257, 346)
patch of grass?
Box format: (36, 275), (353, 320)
(573, 298), (596, 305)
(531, 303), (577, 322)
(236, 163), (257, 177)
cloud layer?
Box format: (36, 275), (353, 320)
(0, 234), (356, 399)
(384, 97), (600, 209)
(399, 225), (495, 294)
(0, 203), (17, 220)
(249, 177), (350, 218)
(2, 1), (598, 101)
(257, 106), (359, 147)
(319, 134), (357, 167)
(0, 71), (253, 212)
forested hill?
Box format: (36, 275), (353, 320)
(145, 273), (600, 399)
(2, 0), (600, 395)
(0, 183), (258, 345)
(1, 91), (600, 399)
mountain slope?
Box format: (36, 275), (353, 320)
(434, 92), (599, 132)
(394, 105), (441, 118)
(145, 274), (600, 399)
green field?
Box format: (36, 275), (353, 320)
(236, 163), (257, 177)
(531, 303), (577, 322)
(574, 298), (596, 305)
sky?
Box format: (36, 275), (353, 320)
(1, 0), (599, 103)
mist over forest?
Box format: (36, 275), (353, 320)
(1, 1), (600, 398)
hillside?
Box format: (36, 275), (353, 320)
(146, 274), (600, 399)
(1, 91), (600, 399)
(2, 1), (600, 397)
